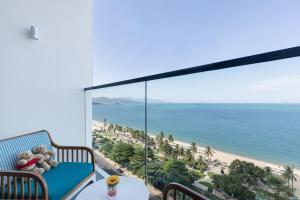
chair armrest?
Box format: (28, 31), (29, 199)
(51, 144), (95, 171)
(0, 170), (48, 200)
(46, 130), (95, 171)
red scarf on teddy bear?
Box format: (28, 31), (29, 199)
(16, 158), (40, 170)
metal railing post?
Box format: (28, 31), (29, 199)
(144, 81), (148, 184)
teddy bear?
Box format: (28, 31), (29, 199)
(16, 151), (45, 174)
(32, 145), (58, 172)
(33, 153), (51, 172)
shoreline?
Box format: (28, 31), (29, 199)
(94, 120), (299, 171)
(169, 137), (300, 174)
(92, 120), (300, 196)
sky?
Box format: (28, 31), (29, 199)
(93, 0), (300, 103)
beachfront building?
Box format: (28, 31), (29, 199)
(1, 1), (300, 200)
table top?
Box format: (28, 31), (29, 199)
(76, 176), (150, 200)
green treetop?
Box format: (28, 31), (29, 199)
(163, 159), (193, 186)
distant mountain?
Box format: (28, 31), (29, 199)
(126, 97), (170, 104)
(92, 97), (169, 105)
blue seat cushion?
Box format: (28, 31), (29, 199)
(0, 162), (94, 200)
(44, 162), (93, 200)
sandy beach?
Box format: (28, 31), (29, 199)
(172, 139), (299, 172)
(93, 120), (300, 196)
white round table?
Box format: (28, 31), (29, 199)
(76, 176), (149, 200)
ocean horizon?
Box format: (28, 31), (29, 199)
(93, 103), (300, 168)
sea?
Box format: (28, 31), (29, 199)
(93, 103), (300, 168)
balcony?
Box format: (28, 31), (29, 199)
(0, 51), (299, 200)
(1, 46), (299, 200)
(1, 1), (300, 199)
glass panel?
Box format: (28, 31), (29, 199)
(147, 57), (300, 199)
(91, 83), (147, 178)
(90, 56), (300, 199)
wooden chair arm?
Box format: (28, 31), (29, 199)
(0, 170), (48, 200)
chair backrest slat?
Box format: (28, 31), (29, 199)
(0, 131), (53, 171)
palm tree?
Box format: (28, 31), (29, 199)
(264, 166), (272, 182)
(184, 149), (195, 167)
(155, 135), (160, 148)
(103, 118), (107, 127)
(159, 131), (165, 140)
(168, 134), (174, 143)
(283, 165), (297, 189)
(196, 156), (208, 171)
(107, 124), (114, 133)
(161, 142), (173, 158)
(179, 146), (185, 158)
(163, 139), (169, 146)
(205, 146), (213, 159)
(158, 132), (165, 149)
(155, 134), (160, 142)
(148, 137), (155, 147)
(190, 142), (197, 154)
(173, 144), (180, 159)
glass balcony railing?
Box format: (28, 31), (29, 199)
(91, 83), (146, 177)
(88, 47), (300, 200)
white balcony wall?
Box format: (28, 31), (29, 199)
(0, 0), (93, 146)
